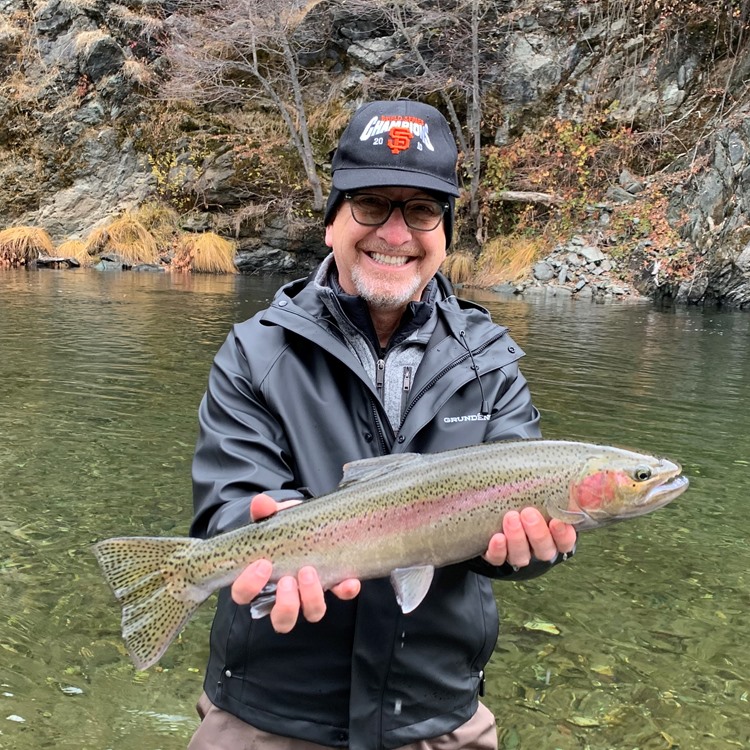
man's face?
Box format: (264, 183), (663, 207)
(325, 186), (448, 311)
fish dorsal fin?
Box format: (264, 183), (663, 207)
(339, 453), (422, 488)
(390, 565), (435, 613)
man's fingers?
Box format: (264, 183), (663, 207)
(297, 566), (327, 623)
(250, 494), (303, 522)
(250, 493), (278, 522)
(330, 578), (361, 600)
(270, 576), (301, 633)
(482, 533), (508, 566)
(519, 507), (558, 563)
(549, 518), (577, 554)
(503, 510), (531, 568)
(231, 559), (273, 605)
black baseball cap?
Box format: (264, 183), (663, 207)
(324, 100), (460, 246)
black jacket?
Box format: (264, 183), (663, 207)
(191, 269), (558, 749)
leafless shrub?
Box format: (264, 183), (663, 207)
(160, 0), (325, 210)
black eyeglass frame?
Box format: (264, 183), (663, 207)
(343, 192), (449, 232)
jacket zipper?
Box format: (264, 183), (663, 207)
(369, 398), (390, 454)
(398, 332), (505, 429)
(400, 366), (413, 417)
(375, 358), (385, 400)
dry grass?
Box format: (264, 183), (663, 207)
(173, 232), (237, 274)
(108, 5), (165, 39)
(74, 29), (108, 56)
(0, 226), (54, 266)
(131, 202), (181, 251)
(474, 233), (551, 286)
(57, 239), (93, 266)
(441, 251), (475, 285)
(84, 214), (159, 265)
(122, 60), (154, 87)
(308, 99), (355, 147)
(0, 17), (23, 43)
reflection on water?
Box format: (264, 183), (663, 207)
(0, 270), (747, 749)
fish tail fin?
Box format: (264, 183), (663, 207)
(93, 536), (204, 670)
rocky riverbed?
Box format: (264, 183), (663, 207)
(495, 235), (641, 303)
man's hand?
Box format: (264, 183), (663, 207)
(483, 507), (577, 568)
(230, 494), (361, 633)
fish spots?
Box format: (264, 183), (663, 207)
(94, 439), (685, 669)
(93, 536), (206, 669)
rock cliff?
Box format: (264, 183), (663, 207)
(1, 0), (749, 307)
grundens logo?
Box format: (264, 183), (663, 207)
(444, 413), (491, 423)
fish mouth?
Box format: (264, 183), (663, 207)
(623, 472), (690, 518)
(644, 473), (689, 508)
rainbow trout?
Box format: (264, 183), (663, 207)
(93, 439), (688, 669)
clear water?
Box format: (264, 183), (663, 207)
(0, 271), (747, 749)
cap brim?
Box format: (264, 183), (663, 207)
(332, 167), (460, 197)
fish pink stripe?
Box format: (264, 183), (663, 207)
(310, 476), (555, 545)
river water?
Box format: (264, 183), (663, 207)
(0, 269), (747, 750)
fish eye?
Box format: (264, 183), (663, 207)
(634, 465), (652, 482)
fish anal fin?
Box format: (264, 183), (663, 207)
(340, 453), (422, 488)
(390, 565), (435, 614)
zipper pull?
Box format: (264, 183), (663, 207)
(400, 366), (413, 420)
(376, 358), (385, 397)
(402, 366), (412, 393)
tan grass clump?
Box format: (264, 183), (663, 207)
(131, 202), (180, 251)
(84, 214), (159, 265)
(474, 234), (551, 286)
(173, 232), (237, 274)
(441, 251), (475, 285)
(308, 100), (354, 145)
(0, 226), (54, 266)
(57, 239), (93, 266)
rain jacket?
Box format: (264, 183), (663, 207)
(191, 261), (563, 750)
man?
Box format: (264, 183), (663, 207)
(188, 99), (577, 750)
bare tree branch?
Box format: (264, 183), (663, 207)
(486, 190), (564, 206)
(160, 0), (324, 210)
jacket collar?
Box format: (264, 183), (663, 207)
(266, 257), (504, 353)
(313, 254), (440, 354)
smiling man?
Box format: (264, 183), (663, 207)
(188, 100), (577, 750)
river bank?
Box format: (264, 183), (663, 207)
(3, 1), (750, 308)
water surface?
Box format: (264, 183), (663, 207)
(0, 270), (747, 749)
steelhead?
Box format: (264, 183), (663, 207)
(93, 439), (688, 669)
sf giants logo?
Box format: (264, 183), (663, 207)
(359, 116), (434, 150)
(387, 127), (413, 154)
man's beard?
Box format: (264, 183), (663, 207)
(349, 262), (424, 310)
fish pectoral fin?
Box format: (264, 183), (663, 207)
(390, 565), (435, 614)
(339, 454), (422, 488)
(249, 583), (277, 619)
(550, 507), (588, 525)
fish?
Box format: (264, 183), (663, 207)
(93, 439), (689, 670)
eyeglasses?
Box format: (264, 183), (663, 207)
(344, 192), (448, 232)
